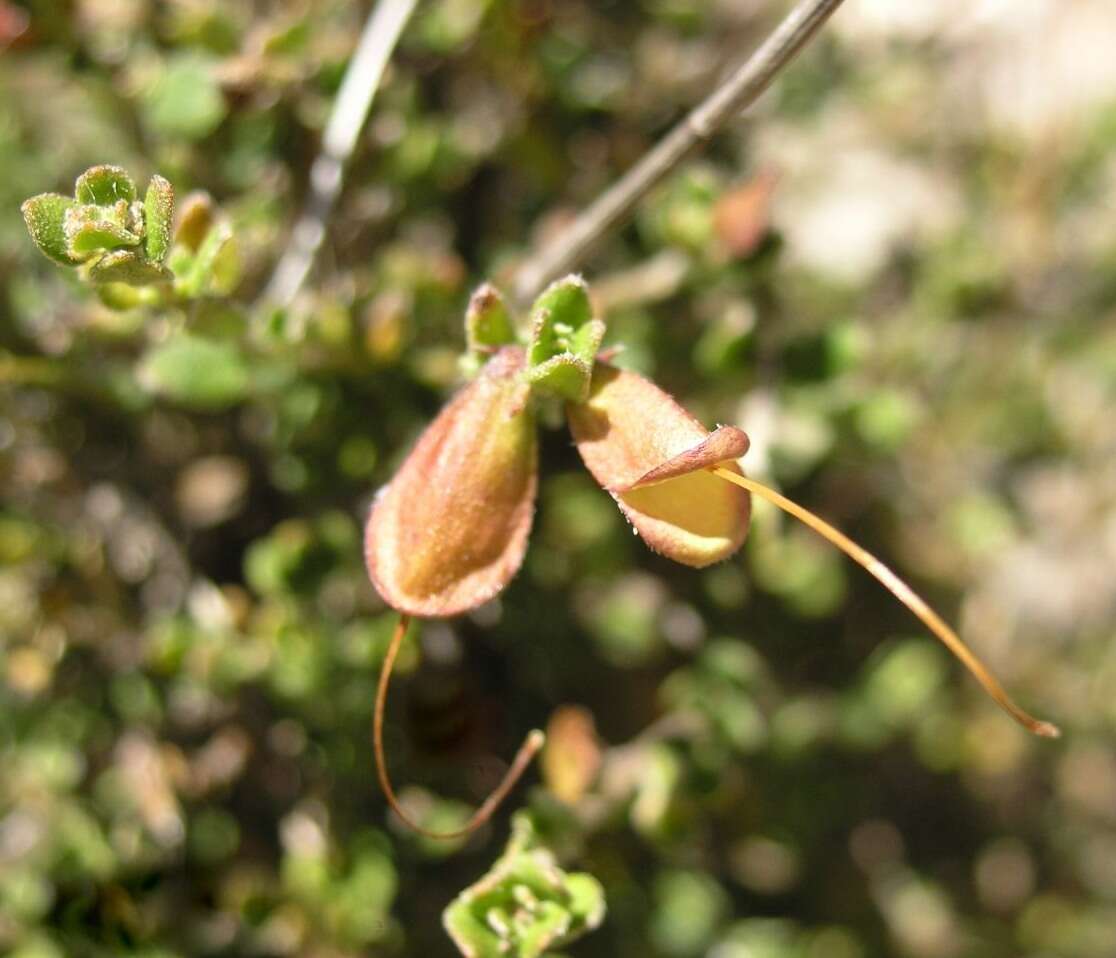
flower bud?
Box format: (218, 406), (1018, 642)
(567, 363), (750, 567)
(365, 347), (537, 616)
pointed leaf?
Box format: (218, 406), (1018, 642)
(144, 175), (175, 263)
(75, 165), (136, 205)
(365, 347), (537, 617)
(21, 193), (83, 265)
(567, 363), (750, 567)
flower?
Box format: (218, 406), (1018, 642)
(363, 276), (1056, 844)
(568, 361), (751, 568)
(364, 346), (538, 618)
(363, 280), (750, 618)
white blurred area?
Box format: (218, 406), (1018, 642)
(754, 0), (1116, 282)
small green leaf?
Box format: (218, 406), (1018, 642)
(21, 194), (82, 266)
(140, 333), (251, 409)
(173, 220), (240, 298)
(466, 283), (516, 352)
(142, 54), (227, 140)
(75, 165), (137, 206)
(87, 250), (171, 286)
(144, 175), (175, 263)
(64, 208), (142, 257)
(524, 275), (605, 402)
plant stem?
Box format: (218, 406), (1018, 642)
(263, 0), (419, 307)
(373, 614), (546, 840)
(712, 467), (1060, 739)
(512, 0), (847, 306)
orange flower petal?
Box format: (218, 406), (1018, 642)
(568, 363), (751, 568)
(365, 348), (537, 617)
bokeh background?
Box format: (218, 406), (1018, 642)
(3, 0), (1116, 955)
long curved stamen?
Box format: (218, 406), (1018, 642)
(711, 467), (1060, 739)
(373, 614), (547, 840)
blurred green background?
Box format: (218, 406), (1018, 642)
(3, 1), (1116, 956)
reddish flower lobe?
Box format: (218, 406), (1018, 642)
(568, 363), (751, 568)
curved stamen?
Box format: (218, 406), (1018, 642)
(712, 467), (1060, 739)
(373, 614), (546, 839)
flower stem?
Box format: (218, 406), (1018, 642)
(712, 467), (1060, 739)
(373, 614), (546, 839)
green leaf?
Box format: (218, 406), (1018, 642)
(142, 54), (227, 140)
(465, 283), (516, 352)
(20, 194), (82, 266)
(74, 165), (137, 206)
(64, 207), (142, 258)
(86, 251), (171, 286)
(140, 333), (251, 409)
(173, 220), (240, 298)
(144, 175), (175, 263)
(524, 275), (605, 402)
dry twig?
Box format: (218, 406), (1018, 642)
(512, 0), (847, 306)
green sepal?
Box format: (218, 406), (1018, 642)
(525, 352), (595, 402)
(21, 193), (83, 266)
(75, 165), (136, 206)
(466, 283), (517, 352)
(144, 175), (175, 263)
(524, 275), (605, 402)
(86, 250), (171, 286)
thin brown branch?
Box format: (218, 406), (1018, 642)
(513, 0), (847, 306)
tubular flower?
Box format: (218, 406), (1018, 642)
(567, 362), (751, 567)
(365, 346), (537, 618)
(362, 276), (1058, 843)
